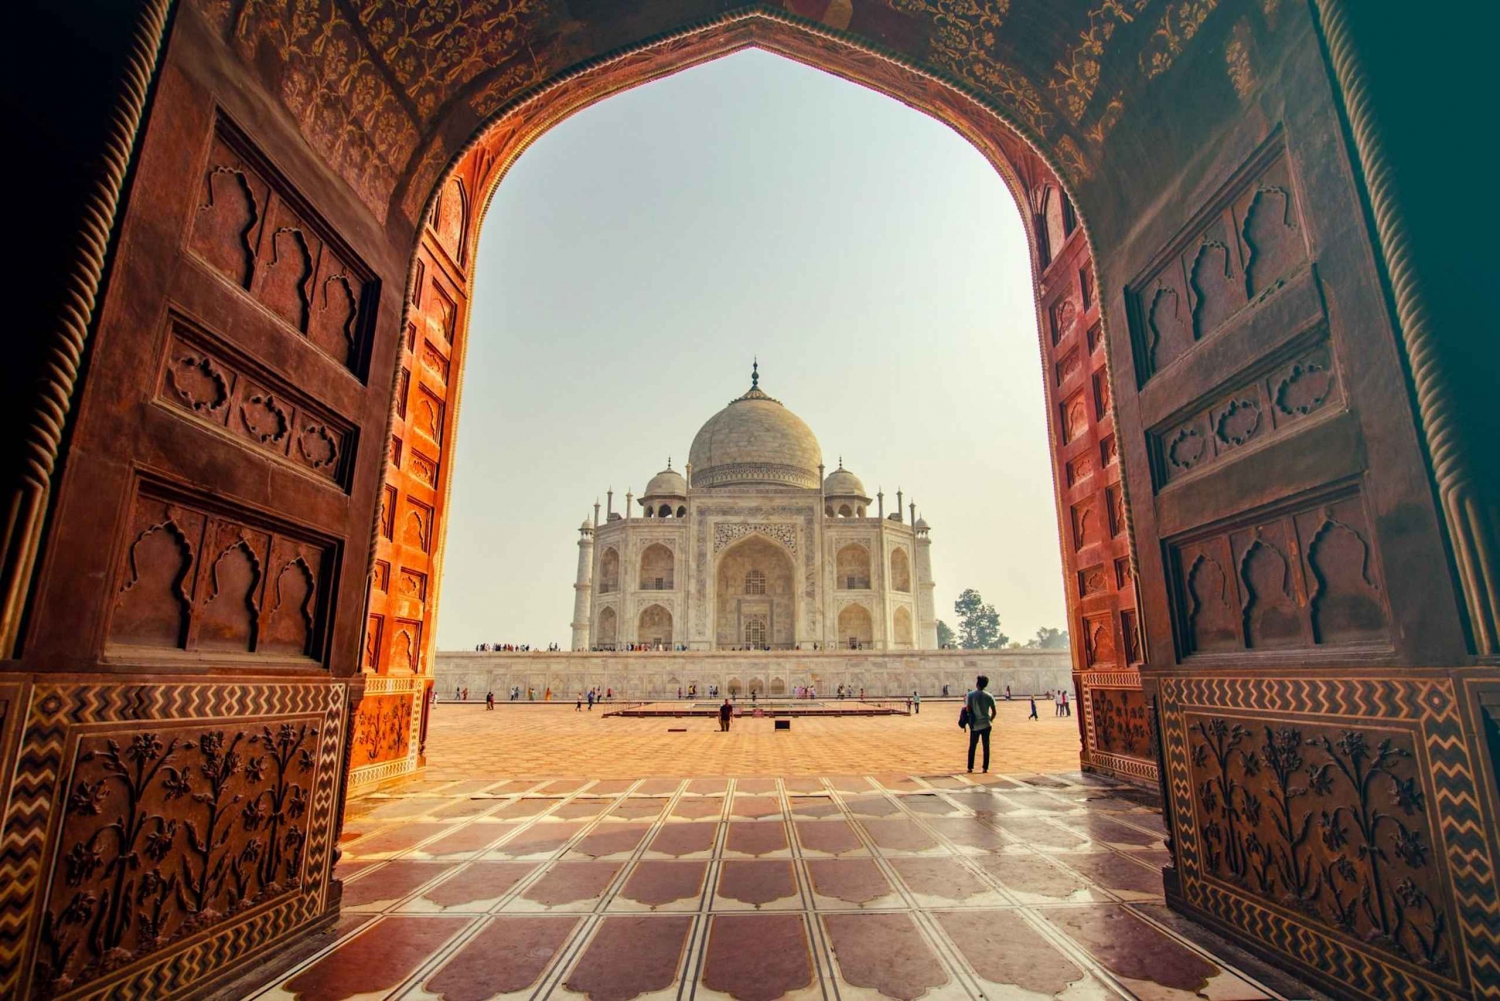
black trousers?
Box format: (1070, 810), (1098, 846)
(967, 726), (992, 771)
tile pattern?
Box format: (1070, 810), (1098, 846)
(242, 770), (1316, 1001)
(418, 701), (1086, 779)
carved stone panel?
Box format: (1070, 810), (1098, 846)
(1160, 677), (1495, 1001)
(189, 134), (268, 290)
(1153, 340), (1341, 487)
(1060, 391), (1088, 444)
(1131, 148), (1306, 382)
(1089, 686), (1149, 758)
(1, 680), (343, 1000)
(352, 691), (414, 766)
(109, 486), (333, 663)
(1169, 489), (1387, 658)
(159, 318), (354, 489)
(189, 118), (375, 376)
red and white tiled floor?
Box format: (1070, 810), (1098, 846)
(232, 766), (1323, 1001)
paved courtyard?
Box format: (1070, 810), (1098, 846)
(422, 700), (1086, 779)
(224, 704), (1321, 1001)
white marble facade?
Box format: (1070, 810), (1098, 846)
(571, 366), (938, 652)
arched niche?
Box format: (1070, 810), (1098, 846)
(890, 548), (912, 592)
(836, 544), (871, 590)
(639, 543), (674, 590)
(838, 604), (873, 650)
(715, 535), (795, 649)
(638, 604), (673, 648)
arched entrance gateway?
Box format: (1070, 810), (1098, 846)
(2, 4), (1496, 1001)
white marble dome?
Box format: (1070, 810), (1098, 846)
(823, 463), (868, 499)
(688, 373), (822, 490)
(643, 465), (687, 498)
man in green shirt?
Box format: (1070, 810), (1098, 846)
(965, 675), (998, 773)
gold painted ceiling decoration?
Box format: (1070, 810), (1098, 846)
(197, 0), (1249, 222)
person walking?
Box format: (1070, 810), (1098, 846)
(1061, 690), (1071, 716)
(575, 693), (583, 711)
(486, 690), (494, 711)
(587, 689), (595, 711)
(1028, 693), (1039, 720)
(719, 698), (733, 732)
(963, 675), (997, 773)
(1005, 685), (1012, 701)
(912, 690), (921, 715)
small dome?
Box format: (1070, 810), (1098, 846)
(643, 464), (686, 498)
(823, 461), (867, 499)
(580, 517), (593, 531)
(914, 517), (930, 531)
(688, 364), (822, 490)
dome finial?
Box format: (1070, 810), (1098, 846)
(838, 456), (844, 470)
(751, 357), (759, 389)
(666, 457), (672, 470)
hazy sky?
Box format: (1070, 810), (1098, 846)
(437, 49), (1066, 649)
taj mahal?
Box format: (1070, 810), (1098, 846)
(571, 364), (938, 652)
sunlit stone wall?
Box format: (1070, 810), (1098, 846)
(434, 648), (1072, 700)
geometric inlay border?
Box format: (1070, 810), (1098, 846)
(1159, 674), (1500, 1001)
(0, 677), (349, 999)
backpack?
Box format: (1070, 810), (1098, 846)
(958, 703), (971, 729)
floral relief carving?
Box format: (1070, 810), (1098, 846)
(885, 0), (1056, 137)
(353, 693), (413, 765)
(1090, 686), (1149, 757)
(1049, 0), (1149, 123)
(713, 522), (798, 556)
(34, 722), (320, 997)
(1188, 719), (1451, 974)
(1141, 0), (1223, 80)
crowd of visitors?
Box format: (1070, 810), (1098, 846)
(473, 642), (562, 652)
(591, 642), (690, 652)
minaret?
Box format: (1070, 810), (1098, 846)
(914, 514), (938, 648)
(607, 488), (614, 519)
(877, 488), (884, 519)
(896, 489), (903, 522)
(625, 487), (633, 520)
(571, 517), (595, 650)
(593, 499), (600, 529)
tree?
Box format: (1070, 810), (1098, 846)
(954, 588), (1008, 649)
(1026, 626), (1070, 649)
(936, 619), (955, 648)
